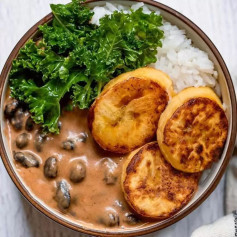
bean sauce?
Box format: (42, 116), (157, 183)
(4, 95), (150, 231)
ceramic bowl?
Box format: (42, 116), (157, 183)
(0, 0), (236, 236)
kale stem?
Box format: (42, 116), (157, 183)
(97, 81), (103, 95)
(52, 10), (70, 32)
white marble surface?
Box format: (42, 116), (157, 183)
(0, 0), (237, 237)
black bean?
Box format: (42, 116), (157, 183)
(78, 132), (88, 143)
(13, 151), (39, 168)
(18, 101), (28, 111)
(104, 170), (117, 185)
(70, 161), (86, 183)
(11, 118), (23, 130)
(25, 117), (34, 131)
(16, 133), (29, 149)
(10, 108), (24, 131)
(124, 213), (140, 225)
(99, 210), (120, 227)
(13, 151), (25, 163)
(34, 133), (46, 152)
(102, 158), (118, 185)
(55, 180), (71, 210)
(4, 100), (19, 118)
(44, 157), (58, 179)
(62, 140), (75, 150)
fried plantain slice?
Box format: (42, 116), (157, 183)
(88, 68), (174, 154)
(157, 87), (228, 173)
(102, 67), (175, 98)
(122, 142), (200, 219)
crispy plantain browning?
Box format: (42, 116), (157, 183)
(88, 68), (174, 154)
(102, 67), (175, 97)
(157, 87), (228, 173)
(121, 142), (200, 219)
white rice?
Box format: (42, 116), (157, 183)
(91, 2), (219, 95)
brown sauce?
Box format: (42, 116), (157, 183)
(4, 95), (153, 231)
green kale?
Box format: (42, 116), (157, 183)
(50, 0), (93, 30)
(10, 0), (164, 133)
(39, 0), (95, 54)
(39, 24), (78, 54)
(10, 40), (71, 82)
(10, 72), (87, 133)
(70, 8), (163, 107)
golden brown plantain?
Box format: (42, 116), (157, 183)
(157, 87), (228, 173)
(88, 68), (174, 154)
(122, 142), (200, 219)
(102, 67), (175, 97)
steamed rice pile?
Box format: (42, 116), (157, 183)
(91, 2), (219, 95)
(155, 22), (219, 94)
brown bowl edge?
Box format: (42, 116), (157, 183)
(0, 0), (236, 236)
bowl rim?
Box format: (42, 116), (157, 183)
(0, 0), (236, 236)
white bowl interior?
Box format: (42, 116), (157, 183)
(0, 1), (233, 235)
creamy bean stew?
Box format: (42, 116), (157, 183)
(4, 93), (153, 230)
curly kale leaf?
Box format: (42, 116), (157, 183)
(50, 0), (93, 30)
(10, 40), (88, 133)
(74, 8), (163, 76)
(70, 8), (164, 107)
(10, 72), (87, 133)
(10, 40), (72, 82)
(71, 81), (97, 109)
(39, 24), (78, 54)
(39, 0), (95, 54)
(10, 0), (164, 133)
